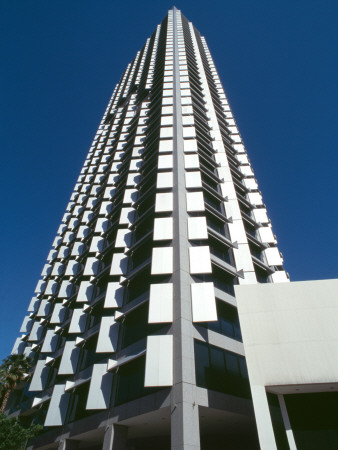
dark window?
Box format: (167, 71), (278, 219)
(199, 300), (242, 341)
(79, 335), (108, 370)
(194, 340), (250, 398)
(121, 302), (163, 348)
(68, 383), (96, 422)
(115, 356), (158, 405)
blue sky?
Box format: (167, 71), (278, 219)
(1, 0), (337, 360)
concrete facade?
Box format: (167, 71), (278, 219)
(236, 279), (338, 450)
(8, 8), (290, 450)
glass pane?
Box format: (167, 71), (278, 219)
(194, 340), (210, 388)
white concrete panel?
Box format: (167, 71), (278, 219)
(123, 189), (138, 205)
(188, 217), (208, 240)
(58, 280), (73, 298)
(185, 171), (202, 188)
(240, 165), (254, 177)
(129, 159), (142, 171)
(253, 208), (269, 224)
(76, 281), (94, 303)
(248, 192), (263, 206)
(159, 139), (173, 153)
(126, 173), (140, 186)
(107, 174), (118, 185)
(58, 341), (80, 374)
(86, 197), (98, 209)
(41, 264), (52, 276)
(28, 297), (40, 312)
(182, 115), (194, 126)
(189, 246), (212, 274)
(183, 126), (196, 138)
(83, 257), (100, 276)
(237, 154), (249, 164)
(160, 116), (173, 126)
(99, 201), (113, 215)
(162, 97), (173, 105)
(155, 193), (173, 212)
(145, 335), (173, 386)
(148, 283), (173, 323)
(103, 186), (116, 198)
(82, 210), (94, 223)
(151, 247), (173, 274)
(186, 192), (205, 211)
(243, 178), (258, 190)
(271, 271), (289, 283)
(77, 225), (90, 239)
(228, 221), (247, 244)
(86, 363), (113, 410)
(115, 229), (132, 248)
(160, 127), (173, 139)
(181, 105), (193, 114)
(235, 279), (338, 390)
(96, 317), (119, 353)
(184, 154), (199, 169)
(157, 172), (173, 189)
(191, 282), (217, 322)
(220, 182), (236, 200)
(53, 236), (62, 247)
(41, 329), (58, 353)
(110, 253), (128, 275)
(95, 218), (110, 233)
(153, 217), (173, 241)
(69, 309), (87, 334)
(71, 241), (86, 256)
(158, 155), (173, 169)
(37, 300), (51, 317)
(11, 337), (26, 355)
(264, 247), (283, 266)
(35, 280), (46, 294)
(47, 250), (57, 262)
(63, 232), (75, 244)
(44, 384), (70, 427)
(20, 316), (33, 333)
(214, 154), (229, 169)
(183, 139), (198, 153)
(29, 322), (44, 341)
(119, 207), (135, 225)
(50, 303), (67, 324)
(233, 244), (255, 272)
(45, 280), (58, 296)
(104, 282), (124, 308)
(89, 236), (105, 253)
(65, 260), (80, 276)
(29, 360), (49, 391)
(258, 227), (276, 244)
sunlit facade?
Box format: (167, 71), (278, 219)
(9, 8), (289, 450)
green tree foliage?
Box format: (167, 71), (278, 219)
(0, 414), (42, 450)
(0, 354), (33, 413)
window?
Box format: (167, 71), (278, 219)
(121, 303), (163, 348)
(115, 356), (158, 405)
(194, 340), (250, 398)
(199, 300), (242, 341)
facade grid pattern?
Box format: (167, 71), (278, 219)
(9, 8), (288, 450)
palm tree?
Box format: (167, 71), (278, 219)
(0, 354), (33, 414)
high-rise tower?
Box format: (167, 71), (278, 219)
(8, 8), (289, 450)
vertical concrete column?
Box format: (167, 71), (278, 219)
(102, 424), (128, 450)
(278, 394), (297, 450)
(170, 7), (201, 450)
(57, 439), (79, 450)
(251, 385), (277, 450)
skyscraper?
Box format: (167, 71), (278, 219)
(8, 7), (289, 450)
